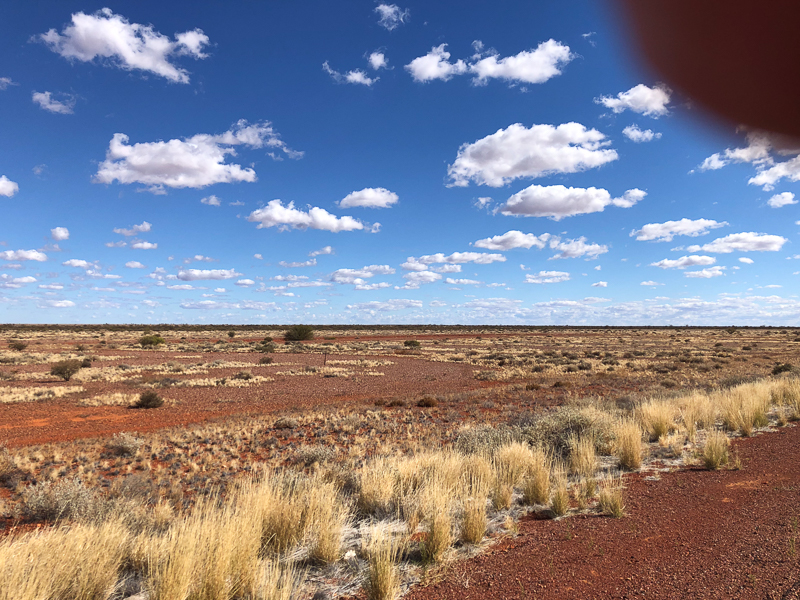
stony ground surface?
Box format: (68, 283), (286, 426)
(408, 424), (800, 600)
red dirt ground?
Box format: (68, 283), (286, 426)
(408, 425), (800, 600)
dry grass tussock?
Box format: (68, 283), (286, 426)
(0, 375), (796, 598)
(0, 385), (83, 403)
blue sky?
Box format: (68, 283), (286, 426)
(1, 1), (798, 325)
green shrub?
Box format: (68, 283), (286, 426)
(8, 341), (27, 352)
(773, 363), (795, 376)
(403, 340), (421, 348)
(50, 359), (83, 381)
(259, 355), (274, 365)
(139, 334), (165, 348)
(417, 396), (438, 408)
(284, 325), (314, 341)
(133, 390), (163, 409)
(227, 330), (236, 338)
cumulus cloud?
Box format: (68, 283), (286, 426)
(685, 266), (726, 278)
(39, 8), (209, 83)
(114, 221), (151, 236)
(0, 250), (46, 262)
(125, 261), (145, 268)
(525, 270), (570, 284)
(331, 265), (395, 285)
(498, 185), (645, 220)
(474, 230), (551, 250)
(374, 4), (409, 30)
(347, 299), (423, 313)
(640, 280), (663, 286)
(448, 122), (618, 187)
(167, 284), (195, 290)
(279, 258), (316, 268)
(0, 275), (36, 289)
(398, 270), (442, 289)
(622, 124), (661, 143)
(445, 278), (481, 285)
(549, 237), (608, 260)
(631, 218), (727, 242)
(338, 187), (398, 209)
(95, 120), (301, 191)
(591, 281), (608, 287)
(177, 268), (241, 281)
(41, 300), (75, 308)
(181, 300), (277, 310)
(686, 232), (787, 253)
(767, 192), (797, 208)
(0, 175), (19, 197)
(131, 241), (157, 249)
(235, 279), (255, 286)
(32, 91), (75, 114)
(406, 40), (572, 86)
(50, 227), (69, 241)
(595, 84), (671, 117)
(739, 257), (754, 264)
(323, 61), (378, 86)
(200, 195), (221, 206)
(368, 52), (388, 70)
(309, 245), (333, 257)
(651, 255), (716, 269)
(354, 282), (392, 291)
(0, 77), (16, 90)
(39, 283), (64, 290)
(409, 251), (506, 267)
(63, 258), (92, 268)
(247, 200), (365, 232)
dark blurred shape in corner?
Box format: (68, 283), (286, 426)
(614, 1), (800, 137)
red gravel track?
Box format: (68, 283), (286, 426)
(409, 425), (800, 600)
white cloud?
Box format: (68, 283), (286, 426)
(0, 175), (19, 197)
(214, 288), (226, 293)
(279, 258), (316, 268)
(591, 281), (608, 287)
(0, 250), (46, 262)
(167, 284), (195, 290)
(95, 120), (300, 191)
(651, 255), (716, 269)
(405, 44), (467, 83)
(0, 77), (16, 90)
(640, 280), (663, 286)
(236, 279), (255, 287)
(254, 254), (263, 260)
(767, 192), (797, 208)
(309, 245), (333, 257)
(369, 52), (388, 70)
(347, 299), (423, 312)
(469, 39), (573, 85)
(39, 283), (64, 290)
(432, 264), (462, 273)
(39, 8), (209, 83)
(685, 266), (726, 278)
(631, 218), (727, 242)
(125, 261), (146, 268)
(201, 195), (221, 206)
(549, 237), (608, 260)
(374, 4), (409, 30)
(417, 251), (506, 265)
(400, 271), (442, 289)
(181, 300), (278, 310)
(32, 91), (76, 114)
(474, 230), (551, 250)
(739, 257), (754, 264)
(177, 268), (241, 281)
(498, 185), (645, 220)
(686, 232), (787, 253)
(50, 227), (70, 241)
(131, 241), (157, 249)
(41, 300), (75, 308)
(595, 84), (671, 117)
(525, 270), (570, 284)
(448, 122), (618, 187)
(331, 265), (395, 284)
(63, 259), (92, 268)
(338, 187), (398, 209)
(407, 40), (572, 86)
(323, 61), (378, 86)
(354, 282), (392, 291)
(622, 124), (661, 143)
(271, 275), (308, 282)
(247, 200), (364, 232)
(184, 255), (215, 264)
(114, 221), (151, 236)
(446, 278), (481, 285)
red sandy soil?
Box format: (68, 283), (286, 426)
(408, 426), (800, 600)
(0, 352), (485, 447)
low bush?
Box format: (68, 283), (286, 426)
(703, 429), (730, 470)
(403, 340), (421, 348)
(50, 359), (83, 381)
(598, 478), (625, 518)
(139, 334), (165, 348)
(772, 363), (795, 376)
(284, 325), (314, 341)
(8, 340), (27, 351)
(259, 355), (274, 365)
(105, 432), (143, 456)
(20, 477), (98, 522)
(132, 390), (163, 409)
(416, 396), (438, 408)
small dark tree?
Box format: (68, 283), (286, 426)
(228, 330), (236, 339)
(8, 341), (27, 352)
(404, 340), (421, 348)
(50, 359), (83, 381)
(133, 390), (163, 409)
(284, 325), (314, 341)
(139, 334), (165, 348)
